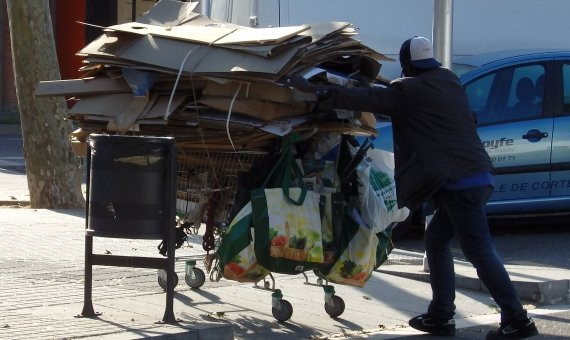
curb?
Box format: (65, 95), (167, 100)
(0, 200), (29, 206)
(146, 324), (234, 340)
(88, 322), (234, 340)
(0, 124), (21, 134)
(378, 268), (570, 305)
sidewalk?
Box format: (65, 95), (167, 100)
(0, 170), (29, 203)
(0, 124), (27, 204)
(380, 249), (570, 306)
(0, 160), (568, 339)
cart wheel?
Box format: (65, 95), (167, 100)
(324, 295), (345, 318)
(272, 299), (293, 322)
(158, 272), (179, 290)
(185, 267), (206, 289)
(264, 281), (271, 289)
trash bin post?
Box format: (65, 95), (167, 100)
(81, 143), (97, 317)
(161, 144), (178, 323)
(81, 235), (96, 317)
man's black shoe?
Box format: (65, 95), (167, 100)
(486, 317), (539, 339)
(408, 314), (456, 336)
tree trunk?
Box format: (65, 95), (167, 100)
(6, 0), (85, 209)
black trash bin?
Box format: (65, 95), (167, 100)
(87, 135), (175, 239)
(81, 134), (178, 322)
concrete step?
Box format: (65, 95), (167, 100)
(380, 249), (570, 305)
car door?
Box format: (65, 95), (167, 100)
(550, 60), (570, 202)
(464, 63), (553, 205)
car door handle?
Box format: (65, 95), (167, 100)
(522, 129), (548, 140)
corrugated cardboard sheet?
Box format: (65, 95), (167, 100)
(36, 0), (389, 150)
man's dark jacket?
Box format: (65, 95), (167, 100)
(324, 67), (493, 208)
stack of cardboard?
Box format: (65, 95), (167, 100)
(35, 0), (389, 154)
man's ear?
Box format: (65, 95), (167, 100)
(400, 62), (410, 77)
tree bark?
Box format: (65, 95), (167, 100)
(6, 0), (85, 209)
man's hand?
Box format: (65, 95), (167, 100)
(282, 74), (317, 93)
(283, 74), (335, 98)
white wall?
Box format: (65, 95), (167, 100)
(209, 0), (570, 79)
(452, 0), (568, 55)
(211, 0), (570, 56)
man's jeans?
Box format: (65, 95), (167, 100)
(425, 185), (527, 323)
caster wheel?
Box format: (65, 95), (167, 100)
(324, 295), (345, 318)
(185, 267), (206, 289)
(272, 299), (293, 322)
(158, 272), (179, 290)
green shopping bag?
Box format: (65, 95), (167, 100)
(316, 206), (394, 287)
(375, 228), (394, 269)
(218, 202), (270, 282)
(251, 134), (327, 274)
(320, 208), (379, 287)
(251, 188), (326, 273)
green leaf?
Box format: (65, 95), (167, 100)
(340, 260), (357, 278)
(269, 228), (278, 241)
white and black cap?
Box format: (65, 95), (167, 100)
(399, 36), (442, 69)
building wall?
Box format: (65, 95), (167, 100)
(0, 0), (157, 122)
(55, 0), (86, 80)
(215, 0), (570, 56)
(0, 1), (19, 123)
(211, 0), (570, 79)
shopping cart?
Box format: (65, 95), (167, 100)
(157, 149), (267, 290)
(157, 139), (376, 323)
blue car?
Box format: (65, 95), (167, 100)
(373, 49), (570, 223)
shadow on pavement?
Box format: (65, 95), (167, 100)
(230, 314), (323, 339)
(393, 220), (570, 269)
(74, 315), (187, 339)
(185, 287), (222, 302)
(49, 209), (85, 218)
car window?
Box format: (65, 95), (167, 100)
(465, 64), (545, 125)
(563, 64), (570, 113)
(506, 65), (545, 113)
(465, 73), (494, 122)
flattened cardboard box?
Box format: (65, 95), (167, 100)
(136, 0), (199, 26)
(80, 32), (300, 77)
(34, 77), (131, 97)
(114, 35), (301, 77)
(198, 96), (308, 121)
(108, 21), (309, 46)
(203, 81), (314, 104)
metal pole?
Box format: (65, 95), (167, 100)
(426, 1), (452, 271)
(432, 0), (453, 69)
(248, 0), (259, 27)
(131, 0), (137, 22)
(202, 0), (211, 18)
(81, 145), (96, 317)
(81, 235), (96, 316)
(161, 145), (178, 323)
